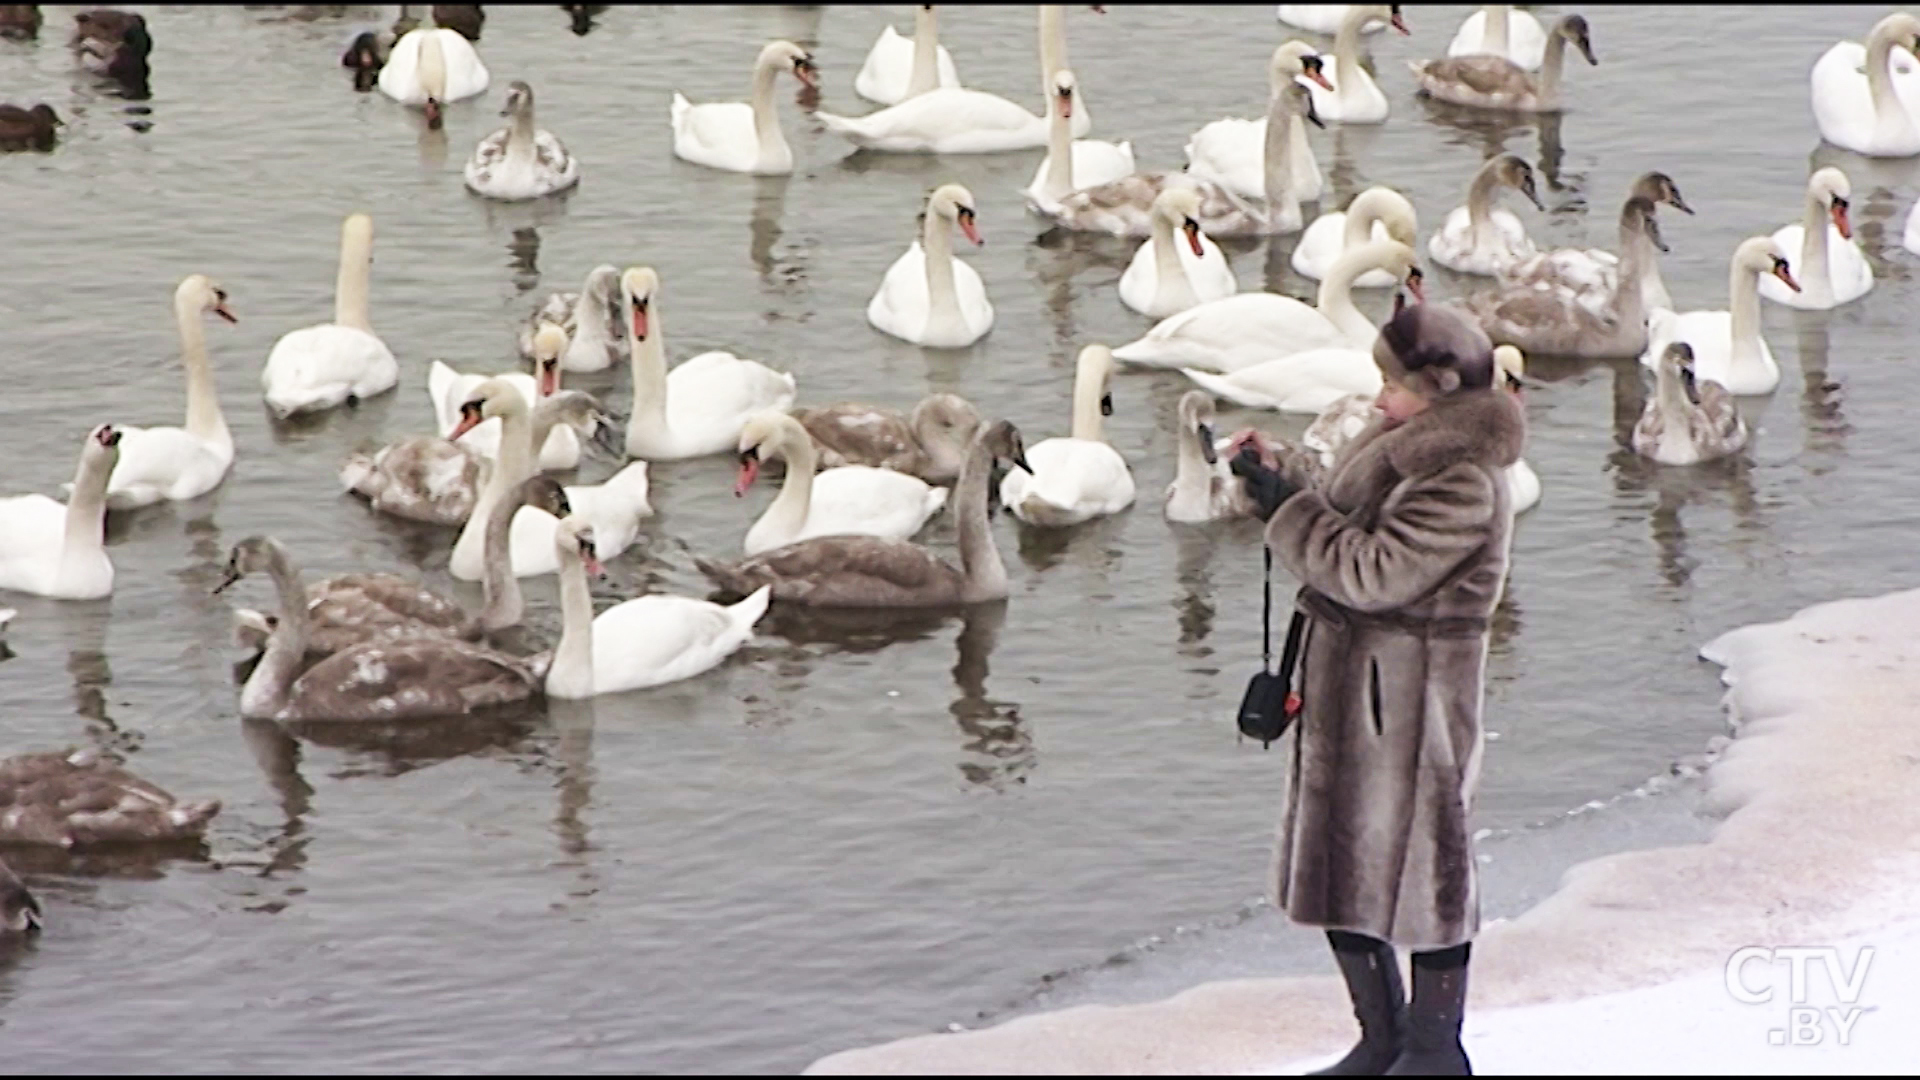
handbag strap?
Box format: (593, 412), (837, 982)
(1260, 546), (1273, 666)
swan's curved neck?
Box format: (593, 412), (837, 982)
(503, 99), (539, 162)
(1866, 21), (1911, 131)
(1729, 255), (1764, 356)
(453, 405), (534, 573)
(1465, 164), (1503, 241)
(1537, 27), (1569, 109)
(334, 227), (373, 333)
(1343, 194), (1379, 246)
(1170, 422), (1214, 510)
(954, 437), (1008, 602)
(1609, 216), (1654, 322)
(241, 549), (311, 719)
(1483, 5), (1511, 54)
(571, 284), (611, 351)
(923, 211), (964, 335)
(1315, 250), (1374, 340)
(63, 450), (111, 561)
(1041, 92), (1073, 200)
(627, 298), (670, 435)
(479, 484), (532, 632)
(175, 294), (227, 446)
(1799, 188), (1833, 298)
(909, 6), (941, 98)
(760, 429), (819, 542)
(1149, 209), (1190, 310)
(1262, 87), (1302, 220)
(1653, 360), (1693, 421)
(1070, 355), (1108, 442)
(548, 537), (596, 698)
(1332, 9), (1368, 95)
(749, 57), (789, 161)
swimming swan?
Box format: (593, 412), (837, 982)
(519, 264), (625, 373)
(1428, 153), (1544, 276)
(1810, 12), (1920, 158)
(1118, 186), (1239, 319)
(1306, 5), (1409, 124)
(0, 746), (220, 848)
(1023, 69), (1136, 215)
(1631, 342), (1749, 466)
(1411, 13), (1595, 113)
(1446, 5), (1548, 70)
(378, 27), (489, 129)
(855, 5), (962, 106)
(999, 345), (1136, 526)
(670, 40), (818, 175)
(1291, 185), (1419, 287)
(868, 184), (995, 348)
(428, 323), (580, 470)
(1465, 195), (1664, 359)
(1183, 41), (1333, 204)
(1639, 236), (1800, 396)
(734, 412), (949, 555)
(1163, 391), (1248, 524)
(1497, 171), (1691, 314)
(464, 80), (579, 201)
(0, 425), (119, 600)
(261, 213), (399, 418)
(1758, 166), (1871, 310)
(102, 275), (237, 509)
(787, 394), (983, 484)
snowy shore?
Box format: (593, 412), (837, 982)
(807, 587), (1920, 1074)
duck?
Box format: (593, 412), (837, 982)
(1810, 12), (1920, 158)
(999, 345), (1136, 526)
(261, 213), (398, 419)
(1037, 82), (1323, 238)
(1182, 41), (1333, 204)
(1464, 196), (1665, 360)
(378, 26), (490, 129)
(432, 4), (483, 42)
(98, 276), (237, 509)
(1113, 238), (1423, 372)
(787, 394), (983, 484)
(619, 267), (798, 460)
(1446, 4), (1548, 70)
(0, 103), (60, 151)
(1023, 69), (1137, 214)
(734, 413), (949, 555)
(233, 476), (572, 659)
(1632, 342), (1748, 466)
(217, 536), (542, 722)
(340, 390), (607, 528)
(0, 856), (36, 935)
(1428, 153), (1544, 276)
(1759, 167), (1871, 310)
(1639, 236), (1800, 397)
(0, 6), (42, 40)
(546, 517), (769, 698)
(819, 5), (1092, 155)
(1164, 391), (1248, 524)
(70, 9), (149, 83)
(1412, 13), (1595, 112)
(868, 184), (996, 348)
(0, 425), (120, 601)
(1118, 186), (1238, 319)
(449, 380), (652, 580)
(464, 80), (579, 201)
(1177, 344), (1380, 415)
(1497, 172), (1691, 314)
(341, 30), (386, 90)
(1291, 185), (1419, 287)
(670, 40), (817, 175)
(428, 323), (580, 471)
(1306, 5), (1409, 124)
(1276, 5), (1392, 36)
(519, 264), (625, 373)
(697, 420), (1032, 608)
(855, 5), (962, 106)
(0, 746), (220, 848)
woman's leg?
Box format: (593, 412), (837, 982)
(1309, 930), (1406, 1076)
(1384, 942), (1472, 1076)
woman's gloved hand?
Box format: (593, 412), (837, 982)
(1229, 440), (1303, 520)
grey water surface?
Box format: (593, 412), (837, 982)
(1, 4), (1915, 1073)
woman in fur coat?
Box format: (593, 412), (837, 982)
(1230, 302), (1525, 1077)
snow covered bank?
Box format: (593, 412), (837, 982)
(807, 587), (1920, 1074)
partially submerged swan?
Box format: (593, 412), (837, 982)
(1758, 167), (1871, 310)
(464, 80), (580, 201)
(670, 40), (817, 175)
(787, 394), (982, 484)
(999, 345), (1136, 527)
(218, 536), (544, 722)
(101, 275), (237, 509)
(734, 412), (949, 555)
(0, 746), (220, 847)
(261, 213), (398, 418)
(868, 184), (995, 348)
(378, 26), (489, 129)
(1411, 13), (1596, 113)
(0, 424), (120, 600)
(1632, 342), (1749, 466)
(697, 420), (1032, 608)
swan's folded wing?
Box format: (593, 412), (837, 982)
(667, 353), (795, 425)
(680, 101), (755, 155)
(534, 130), (577, 181)
(465, 127), (509, 180)
(0, 494), (68, 564)
(104, 425), (221, 495)
(320, 573), (470, 629)
(796, 406), (917, 468)
(715, 536), (956, 605)
(1690, 382), (1748, 451)
(590, 596), (743, 686)
(292, 640), (537, 720)
(1418, 55), (1528, 98)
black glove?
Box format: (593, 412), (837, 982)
(1230, 443), (1303, 521)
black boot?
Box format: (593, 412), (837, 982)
(1309, 930), (1406, 1076)
(1384, 943), (1472, 1076)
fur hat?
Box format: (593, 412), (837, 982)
(1373, 303), (1496, 400)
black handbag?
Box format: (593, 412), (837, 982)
(1238, 547), (1306, 748)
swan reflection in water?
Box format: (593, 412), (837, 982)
(948, 602), (1031, 791)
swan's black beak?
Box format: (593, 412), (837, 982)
(1011, 449), (1033, 476)
(1100, 392), (1113, 418)
(1680, 363), (1701, 406)
(213, 566), (242, 595)
(1198, 422), (1218, 465)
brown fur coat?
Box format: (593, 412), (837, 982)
(1263, 388), (1525, 949)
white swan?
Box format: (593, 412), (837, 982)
(1163, 392), (1246, 523)
(377, 27), (489, 128)
(670, 40), (817, 175)
(855, 5), (961, 106)
(1810, 12), (1920, 158)
(1023, 69), (1136, 214)
(1118, 186), (1238, 319)
(1112, 238), (1422, 373)
(448, 379), (652, 581)
(868, 183), (995, 348)
(261, 213), (398, 418)
(1905, 198), (1920, 255)
(1445, 5), (1548, 71)
(1428, 153), (1543, 276)
(463, 80), (579, 201)
(0, 425), (119, 600)
(817, 5), (1090, 155)
(1492, 345), (1540, 513)
(1639, 236), (1800, 397)
(1178, 345), (1380, 415)
(427, 323), (581, 471)
(520, 264), (624, 373)
(734, 412), (948, 556)
(546, 516), (770, 699)
(1497, 171), (1690, 314)
(1182, 41), (1332, 204)
(620, 267), (798, 461)
(101, 275), (236, 509)
(1411, 13), (1596, 113)
(1759, 167), (1871, 310)
(999, 345), (1136, 526)
(1307, 4), (1409, 124)
(1291, 185), (1418, 287)
(1632, 342), (1749, 467)
(1276, 5), (1391, 36)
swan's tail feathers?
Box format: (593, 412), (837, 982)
(601, 461), (652, 514)
(669, 91), (690, 129)
(732, 585), (774, 632)
(694, 555), (758, 601)
(1111, 337), (1185, 367)
(339, 453), (379, 495)
(0, 608), (14, 633)
(926, 486), (951, 516)
(166, 799), (223, 836)
(1180, 368), (1272, 409)
(815, 110), (865, 139)
(232, 609), (275, 651)
(1406, 60), (1429, 80)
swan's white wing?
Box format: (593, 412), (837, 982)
(533, 130), (579, 187)
(1184, 115), (1265, 199)
(0, 494), (68, 567)
(263, 324), (398, 415)
(666, 352), (797, 430)
(1182, 347), (1380, 414)
(1114, 292), (1335, 371)
(868, 244), (931, 340)
(102, 425), (225, 504)
(802, 467), (944, 541)
(1005, 437), (1136, 524)
(436, 30), (490, 101)
(589, 595), (757, 692)
(675, 100), (755, 161)
(820, 88), (1039, 146)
